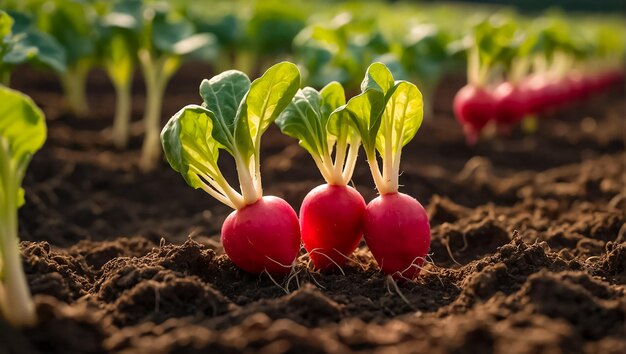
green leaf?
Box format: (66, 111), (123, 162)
(276, 81), (348, 162)
(0, 11), (13, 38)
(247, 2), (306, 56)
(150, 10), (218, 61)
(376, 81), (423, 155)
(320, 81), (352, 145)
(319, 81), (345, 119)
(5, 30), (66, 73)
(199, 70), (250, 153)
(40, 0), (96, 65)
(329, 63), (389, 155)
(0, 11), (66, 74)
(234, 62), (300, 158)
(103, 0), (143, 30)
(0, 85), (46, 164)
(160, 104), (220, 189)
(191, 13), (241, 47)
(103, 31), (135, 86)
(275, 87), (325, 157)
(171, 33), (217, 57)
(360, 62), (394, 97)
(331, 63), (423, 158)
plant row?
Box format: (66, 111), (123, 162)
(453, 15), (625, 144)
(161, 62), (431, 280)
(2, 1), (624, 167)
(0, 61), (430, 327)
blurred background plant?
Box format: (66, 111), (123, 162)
(1, 0), (624, 167)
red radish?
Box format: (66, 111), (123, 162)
(566, 75), (586, 101)
(222, 196), (301, 274)
(276, 82), (365, 271)
(524, 76), (561, 114)
(300, 184), (366, 270)
(161, 62), (302, 275)
(453, 85), (496, 144)
(364, 193), (430, 279)
(493, 82), (529, 126)
(340, 63), (430, 279)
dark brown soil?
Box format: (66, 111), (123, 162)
(1, 63), (625, 354)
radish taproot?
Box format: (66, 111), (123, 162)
(276, 82), (366, 270)
(333, 62), (430, 279)
(161, 62), (302, 275)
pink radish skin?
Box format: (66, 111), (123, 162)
(493, 82), (528, 125)
(453, 85), (496, 145)
(300, 184), (366, 270)
(364, 192), (431, 279)
(222, 196), (301, 274)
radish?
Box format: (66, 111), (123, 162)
(335, 63), (430, 279)
(222, 196), (300, 274)
(454, 85), (495, 143)
(276, 82), (366, 270)
(364, 193), (430, 279)
(299, 184), (365, 270)
(161, 62), (302, 275)
(452, 19), (506, 144)
(493, 82), (528, 126)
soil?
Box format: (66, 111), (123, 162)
(1, 62), (625, 354)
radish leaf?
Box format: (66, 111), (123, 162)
(199, 70), (251, 154)
(0, 85), (46, 327)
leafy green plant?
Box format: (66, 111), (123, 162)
(97, 0), (142, 149)
(294, 13), (390, 90)
(0, 10), (66, 85)
(138, 4), (218, 171)
(333, 62), (423, 195)
(0, 85), (46, 327)
(331, 62), (430, 279)
(38, 0), (98, 117)
(161, 62), (301, 274)
(244, 1), (305, 75)
(276, 81), (366, 270)
(276, 82), (359, 185)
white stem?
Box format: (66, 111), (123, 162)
(366, 152), (386, 194)
(323, 148), (343, 186)
(392, 148), (402, 189)
(234, 153), (260, 207)
(139, 54), (174, 172)
(253, 134), (262, 198)
(311, 154), (335, 185)
(112, 80), (133, 149)
(196, 180), (237, 209)
(60, 65), (89, 117)
(333, 137), (348, 179)
(341, 140), (360, 182)
(0, 233), (36, 327)
(189, 165), (244, 209)
(381, 105), (397, 194)
(468, 47), (480, 86)
(0, 141), (36, 327)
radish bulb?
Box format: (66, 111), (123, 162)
(334, 63), (431, 279)
(453, 85), (495, 143)
(161, 63), (302, 275)
(364, 193), (430, 279)
(222, 196), (300, 274)
(276, 82), (366, 270)
(493, 82), (529, 128)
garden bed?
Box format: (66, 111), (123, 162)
(2, 63), (625, 354)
